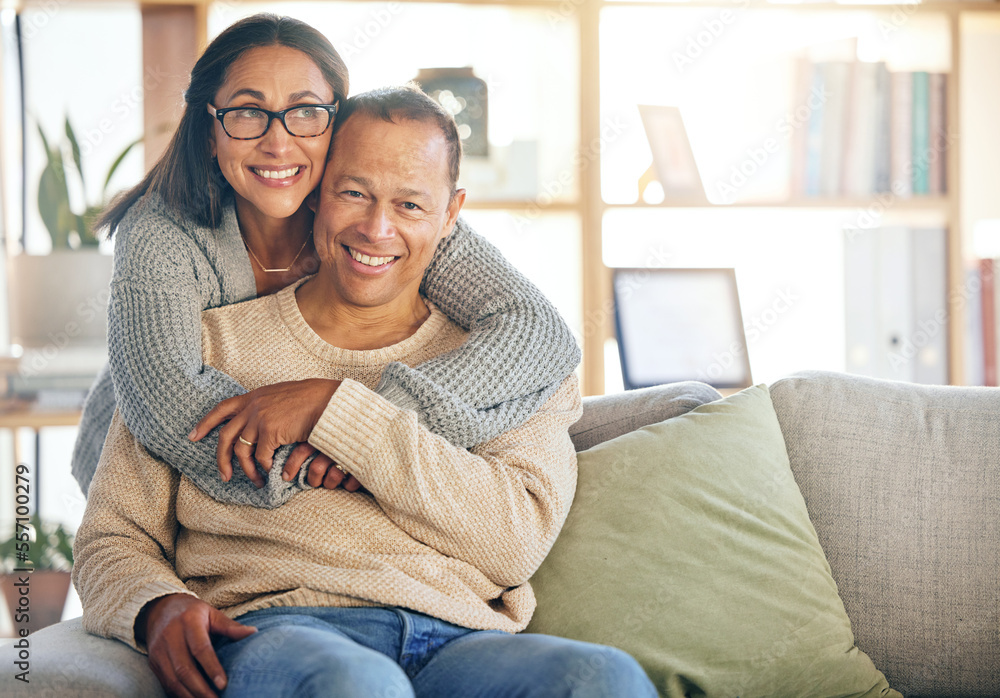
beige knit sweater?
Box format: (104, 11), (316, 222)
(73, 280), (582, 651)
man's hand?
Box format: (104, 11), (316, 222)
(189, 379), (341, 487)
(284, 442), (363, 492)
(138, 594), (256, 698)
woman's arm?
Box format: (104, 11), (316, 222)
(377, 217), (582, 448)
(106, 200), (298, 508)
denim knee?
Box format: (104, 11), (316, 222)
(549, 644), (656, 698)
(296, 655), (413, 698)
(218, 623), (413, 698)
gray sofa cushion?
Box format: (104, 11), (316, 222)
(0, 617), (166, 697)
(769, 370), (1000, 698)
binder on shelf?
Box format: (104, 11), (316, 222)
(911, 227), (948, 385)
(965, 264), (985, 387)
(844, 229), (882, 377)
(844, 226), (948, 385)
(876, 226), (915, 382)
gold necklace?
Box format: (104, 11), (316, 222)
(242, 231), (312, 273)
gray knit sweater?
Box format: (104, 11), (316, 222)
(70, 193), (581, 508)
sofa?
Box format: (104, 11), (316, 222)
(3, 370), (998, 697)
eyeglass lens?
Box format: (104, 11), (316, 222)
(223, 107), (332, 138)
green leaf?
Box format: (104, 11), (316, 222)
(38, 150), (74, 249)
(37, 123), (52, 156)
(80, 205), (103, 246)
(102, 135), (143, 196)
(64, 116), (86, 200)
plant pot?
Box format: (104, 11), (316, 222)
(6, 250), (114, 350)
(2, 570), (71, 635)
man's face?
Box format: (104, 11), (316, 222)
(312, 112), (465, 311)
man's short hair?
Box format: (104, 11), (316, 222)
(333, 84), (463, 193)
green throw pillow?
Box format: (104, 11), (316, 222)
(527, 385), (899, 698)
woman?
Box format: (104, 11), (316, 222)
(71, 13), (580, 508)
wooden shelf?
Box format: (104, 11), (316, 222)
(601, 1), (1000, 12)
(463, 200), (581, 212)
(606, 197), (951, 210)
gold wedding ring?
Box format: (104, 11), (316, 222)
(238, 436), (254, 447)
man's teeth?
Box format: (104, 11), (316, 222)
(253, 167), (301, 179)
(349, 248), (394, 267)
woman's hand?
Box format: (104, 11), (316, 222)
(189, 379), (340, 487)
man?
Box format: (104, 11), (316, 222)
(73, 86), (656, 698)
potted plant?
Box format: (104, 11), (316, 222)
(1, 514), (74, 635)
(6, 117), (141, 357)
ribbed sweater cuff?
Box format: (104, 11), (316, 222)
(309, 379), (401, 476)
(375, 366), (423, 415)
(114, 580), (196, 653)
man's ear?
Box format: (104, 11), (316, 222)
(442, 189), (466, 237)
(306, 188), (320, 214)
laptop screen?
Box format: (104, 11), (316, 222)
(613, 268), (752, 390)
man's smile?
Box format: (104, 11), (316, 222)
(346, 245), (398, 268)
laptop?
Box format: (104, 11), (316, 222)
(613, 268), (752, 391)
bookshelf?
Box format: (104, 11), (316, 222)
(19, 0), (1000, 394)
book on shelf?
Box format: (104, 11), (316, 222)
(844, 226), (948, 385)
(975, 258), (999, 387)
(793, 56), (947, 199)
(911, 71), (931, 195)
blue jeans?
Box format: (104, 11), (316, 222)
(213, 606), (656, 697)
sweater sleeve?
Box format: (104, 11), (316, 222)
(375, 217), (582, 448)
(108, 206), (300, 509)
(309, 374), (583, 588)
(72, 410), (197, 652)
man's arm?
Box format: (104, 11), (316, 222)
(73, 410), (255, 698)
(72, 410), (194, 649)
(308, 374), (583, 588)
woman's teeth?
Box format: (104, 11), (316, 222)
(253, 167), (301, 179)
(349, 248), (395, 267)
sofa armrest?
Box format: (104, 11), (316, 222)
(0, 617), (165, 698)
(572, 381), (721, 452)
